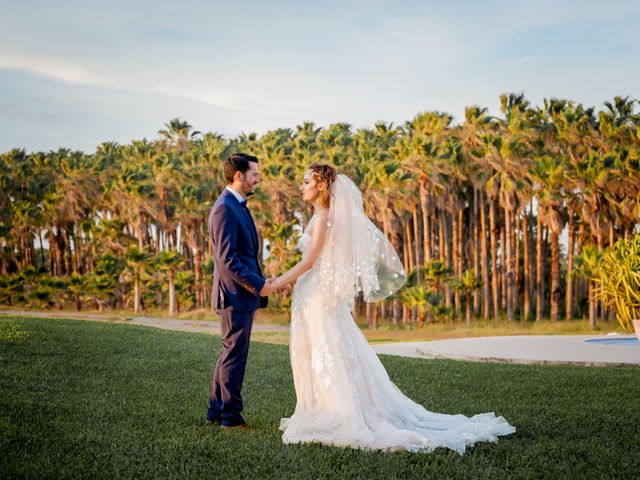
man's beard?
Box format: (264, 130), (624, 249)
(242, 179), (256, 197)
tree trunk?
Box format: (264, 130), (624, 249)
(441, 211), (452, 308)
(597, 232), (606, 324)
(366, 302), (374, 329)
(402, 303), (410, 326)
(418, 311), (427, 329)
(489, 200), (499, 320)
(430, 210), (437, 260)
(536, 215), (544, 322)
(438, 210), (444, 262)
(169, 271), (176, 315)
(504, 206), (514, 322)
(373, 303), (379, 329)
(402, 220), (412, 326)
(412, 205), (422, 273)
(392, 298), (402, 326)
(472, 188), (480, 315)
(55, 230), (66, 276)
(522, 210), (530, 321)
(452, 211), (460, 316)
(588, 280), (597, 329)
(134, 271), (142, 313)
(383, 205), (403, 325)
(61, 228), (73, 275)
(405, 219), (414, 275)
(38, 231), (46, 267)
(550, 231), (560, 321)
(420, 189), (431, 263)
(609, 222), (614, 248)
(457, 209), (463, 276)
(565, 215), (574, 321)
(480, 191), (490, 320)
(514, 211), (520, 317)
(194, 246), (203, 309)
(500, 225), (507, 312)
(48, 241), (55, 275)
(75, 235), (83, 274)
(576, 222), (586, 317)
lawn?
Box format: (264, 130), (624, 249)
(0, 315), (638, 479)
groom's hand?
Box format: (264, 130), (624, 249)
(259, 278), (275, 296)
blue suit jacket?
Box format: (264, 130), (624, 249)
(208, 188), (267, 311)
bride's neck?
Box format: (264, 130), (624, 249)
(313, 203), (328, 214)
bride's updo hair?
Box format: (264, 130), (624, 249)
(307, 163), (337, 208)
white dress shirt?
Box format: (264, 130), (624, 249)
(226, 186), (246, 204)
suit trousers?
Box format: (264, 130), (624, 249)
(207, 309), (255, 425)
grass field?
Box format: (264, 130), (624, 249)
(1, 315), (638, 479)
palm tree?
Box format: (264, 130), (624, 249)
(543, 98), (599, 321)
(454, 269), (483, 325)
(352, 123), (408, 324)
(10, 200), (41, 269)
(462, 107), (495, 318)
(401, 259), (450, 327)
(493, 93), (536, 321)
(156, 250), (184, 315)
(158, 118), (199, 151)
(533, 156), (568, 321)
(48, 149), (100, 274)
(108, 142), (156, 249)
(66, 273), (86, 311)
(574, 246), (602, 328)
(126, 246), (151, 313)
(88, 252), (125, 311)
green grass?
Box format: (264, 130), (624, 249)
(1, 315), (638, 479)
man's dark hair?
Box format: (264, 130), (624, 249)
(224, 152), (258, 184)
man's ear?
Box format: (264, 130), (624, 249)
(234, 171), (244, 183)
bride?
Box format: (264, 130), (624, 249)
(270, 163), (515, 454)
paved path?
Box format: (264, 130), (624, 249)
(0, 310), (289, 334)
(4, 310), (639, 366)
(372, 335), (640, 367)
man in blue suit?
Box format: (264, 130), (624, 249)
(205, 153), (274, 430)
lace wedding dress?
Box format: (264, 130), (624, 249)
(279, 175), (515, 454)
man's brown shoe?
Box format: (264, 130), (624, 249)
(221, 423), (251, 431)
(204, 419), (220, 426)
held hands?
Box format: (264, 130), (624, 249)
(258, 277), (290, 296)
(272, 278), (290, 294)
(259, 278), (276, 296)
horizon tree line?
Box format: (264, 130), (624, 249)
(1, 93), (639, 329)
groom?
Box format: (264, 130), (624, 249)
(206, 152), (274, 430)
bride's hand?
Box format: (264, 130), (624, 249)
(273, 277), (288, 293)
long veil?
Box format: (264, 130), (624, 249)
(317, 174), (406, 309)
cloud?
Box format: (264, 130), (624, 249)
(0, 52), (106, 86)
(0, 50), (265, 117)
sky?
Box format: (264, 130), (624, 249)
(1, 0), (639, 153)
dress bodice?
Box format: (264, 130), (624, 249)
(296, 215), (317, 254)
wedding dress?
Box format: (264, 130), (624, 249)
(279, 175), (515, 454)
